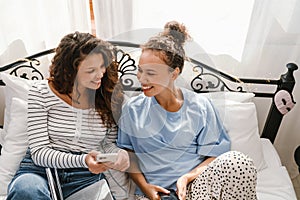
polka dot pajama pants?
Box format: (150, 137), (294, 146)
(186, 151), (257, 200)
(135, 151), (257, 200)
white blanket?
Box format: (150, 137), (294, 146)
(257, 139), (297, 200)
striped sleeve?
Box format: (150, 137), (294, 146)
(101, 125), (120, 153)
(27, 82), (87, 168)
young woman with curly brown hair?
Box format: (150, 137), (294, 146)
(6, 32), (129, 200)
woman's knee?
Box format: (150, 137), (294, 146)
(221, 151), (256, 166)
(7, 173), (51, 200)
(217, 151), (257, 178)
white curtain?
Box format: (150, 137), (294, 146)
(0, 0), (91, 125)
(239, 0), (300, 178)
(93, 0), (300, 178)
(92, 0), (133, 39)
(0, 0), (91, 66)
(93, 0), (254, 62)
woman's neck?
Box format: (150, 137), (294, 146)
(68, 92), (90, 109)
(48, 81), (91, 109)
(155, 87), (183, 112)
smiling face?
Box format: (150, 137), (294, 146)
(137, 50), (175, 97)
(76, 53), (106, 92)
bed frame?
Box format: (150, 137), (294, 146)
(0, 40), (298, 160)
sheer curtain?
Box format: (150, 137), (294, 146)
(93, 0), (254, 62)
(0, 0), (91, 66)
(0, 0), (91, 125)
(240, 0), (300, 178)
(92, 0), (133, 39)
(93, 0), (300, 178)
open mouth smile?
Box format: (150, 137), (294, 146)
(141, 85), (153, 91)
(92, 80), (101, 85)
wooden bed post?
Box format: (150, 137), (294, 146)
(261, 63), (298, 143)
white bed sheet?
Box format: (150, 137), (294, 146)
(0, 129), (6, 200)
(0, 128), (4, 146)
(0, 138), (297, 200)
(257, 138), (297, 200)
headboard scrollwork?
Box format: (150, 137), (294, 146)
(0, 41), (298, 144)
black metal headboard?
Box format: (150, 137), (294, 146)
(0, 41), (298, 145)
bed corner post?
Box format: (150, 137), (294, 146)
(261, 63), (298, 143)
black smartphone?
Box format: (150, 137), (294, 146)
(158, 189), (179, 200)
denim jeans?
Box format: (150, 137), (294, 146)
(7, 149), (104, 200)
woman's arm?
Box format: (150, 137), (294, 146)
(176, 157), (215, 200)
(127, 151), (148, 188)
(128, 151), (170, 200)
(100, 126), (130, 171)
(176, 157), (216, 200)
(101, 126), (121, 153)
(181, 157), (215, 183)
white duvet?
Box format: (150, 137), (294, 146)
(257, 139), (297, 200)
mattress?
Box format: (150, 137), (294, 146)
(0, 128), (4, 146)
(257, 138), (297, 200)
(0, 138), (296, 200)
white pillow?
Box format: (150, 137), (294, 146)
(0, 72), (32, 133)
(0, 97), (28, 195)
(201, 92), (267, 171)
(0, 73), (32, 195)
(201, 91), (255, 103)
(0, 73), (34, 195)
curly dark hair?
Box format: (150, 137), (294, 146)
(142, 21), (191, 73)
(49, 32), (123, 127)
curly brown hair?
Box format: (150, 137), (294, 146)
(142, 21), (191, 73)
(49, 32), (123, 127)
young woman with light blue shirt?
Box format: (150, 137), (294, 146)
(117, 21), (257, 200)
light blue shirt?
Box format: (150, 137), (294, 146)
(117, 88), (230, 195)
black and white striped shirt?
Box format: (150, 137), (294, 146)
(27, 80), (119, 169)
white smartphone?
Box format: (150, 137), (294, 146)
(96, 153), (118, 163)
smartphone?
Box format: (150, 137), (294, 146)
(96, 153), (118, 163)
